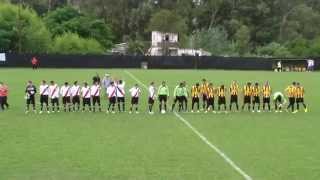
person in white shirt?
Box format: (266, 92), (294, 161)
(39, 80), (50, 114)
(49, 81), (60, 113)
(129, 84), (141, 114)
(106, 81), (117, 113)
(91, 81), (101, 112)
(307, 59), (315, 72)
(277, 61), (282, 72)
(71, 81), (81, 112)
(116, 80), (126, 112)
(148, 82), (156, 114)
(60, 82), (71, 112)
(81, 82), (92, 112)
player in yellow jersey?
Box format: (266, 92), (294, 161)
(262, 81), (272, 112)
(229, 81), (240, 111)
(295, 82), (308, 113)
(206, 83), (216, 113)
(217, 85), (227, 113)
(191, 83), (201, 112)
(242, 82), (252, 111)
(200, 79), (209, 111)
(285, 82), (296, 112)
(252, 82), (261, 112)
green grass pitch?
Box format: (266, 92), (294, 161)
(0, 68), (319, 180)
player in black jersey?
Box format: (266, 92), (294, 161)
(25, 81), (37, 113)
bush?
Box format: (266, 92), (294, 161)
(256, 42), (292, 57)
(50, 32), (105, 55)
(0, 3), (51, 53)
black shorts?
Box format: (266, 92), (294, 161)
(202, 95), (208, 102)
(40, 95), (49, 104)
(51, 98), (59, 105)
(63, 97), (71, 104)
(244, 96), (251, 104)
(263, 97), (270, 104)
(253, 96), (260, 104)
(207, 97), (214, 106)
(92, 96), (101, 105)
(182, 96), (188, 102)
(275, 96), (282, 104)
(148, 97), (155, 104)
(192, 97), (200, 103)
(174, 96), (183, 103)
(289, 97), (295, 104)
(218, 96), (226, 105)
(158, 95), (167, 102)
(109, 96), (116, 104)
(72, 96), (80, 104)
(83, 98), (91, 105)
(117, 97), (125, 103)
(131, 97), (139, 105)
(296, 97), (304, 103)
(230, 95), (238, 103)
(27, 95), (35, 105)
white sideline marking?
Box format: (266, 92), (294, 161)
(124, 70), (252, 180)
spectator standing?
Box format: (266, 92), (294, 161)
(307, 59), (315, 72)
(276, 61), (282, 72)
(0, 82), (9, 110)
(31, 56), (39, 70)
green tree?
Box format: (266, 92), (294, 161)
(44, 6), (114, 49)
(0, 3), (51, 53)
(234, 25), (250, 56)
(146, 9), (187, 35)
(192, 27), (231, 56)
(50, 32), (105, 54)
(257, 42), (292, 57)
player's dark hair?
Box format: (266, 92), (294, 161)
(150, 82), (154, 85)
(221, 85), (225, 89)
(74, 81), (78, 85)
(65, 82), (68, 85)
(196, 83), (199, 86)
(50, 81), (54, 84)
(119, 80), (123, 84)
(84, 82), (88, 86)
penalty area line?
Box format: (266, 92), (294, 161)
(124, 70), (252, 180)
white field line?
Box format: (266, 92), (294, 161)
(124, 70), (253, 180)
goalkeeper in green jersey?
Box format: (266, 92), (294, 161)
(273, 91), (287, 113)
(171, 82), (184, 112)
(158, 81), (169, 113)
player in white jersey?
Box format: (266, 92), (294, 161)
(116, 80), (125, 112)
(81, 82), (92, 112)
(71, 81), (81, 112)
(148, 82), (156, 114)
(91, 81), (101, 112)
(106, 81), (117, 113)
(39, 80), (50, 114)
(60, 82), (71, 112)
(49, 81), (60, 112)
(129, 84), (141, 114)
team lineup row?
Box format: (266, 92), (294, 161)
(20, 78), (308, 114)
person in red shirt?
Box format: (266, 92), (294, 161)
(0, 82), (9, 110)
(31, 57), (39, 70)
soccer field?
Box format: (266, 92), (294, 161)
(0, 68), (319, 180)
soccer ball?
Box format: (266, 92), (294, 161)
(161, 110), (166, 114)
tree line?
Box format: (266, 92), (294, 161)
(1, 0), (320, 57)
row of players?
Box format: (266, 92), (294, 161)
(24, 79), (307, 114)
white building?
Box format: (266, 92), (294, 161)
(147, 31), (211, 56)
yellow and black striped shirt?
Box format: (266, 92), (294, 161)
(262, 85), (271, 98)
(230, 84), (239, 95)
(252, 86), (260, 97)
(286, 86), (296, 98)
(243, 86), (252, 96)
(296, 87), (304, 98)
(200, 83), (209, 95)
(207, 87), (215, 98)
(191, 86), (201, 98)
(218, 88), (226, 97)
